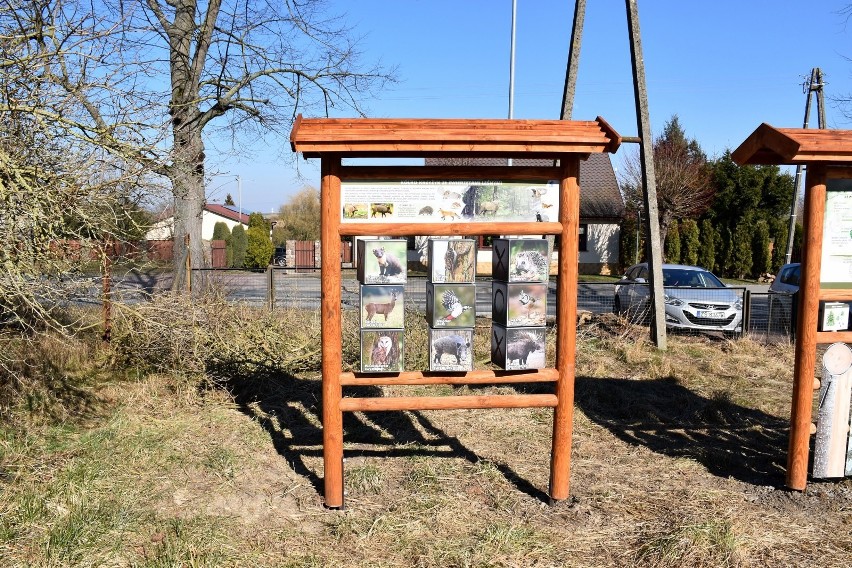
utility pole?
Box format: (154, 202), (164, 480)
(625, 0), (666, 349)
(559, 0), (586, 120)
(785, 68), (826, 264)
(559, 0), (666, 349)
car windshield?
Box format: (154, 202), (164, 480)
(662, 268), (724, 288)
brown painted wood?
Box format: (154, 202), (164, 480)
(339, 394), (559, 413)
(550, 158), (581, 502)
(320, 157), (345, 508)
(340, 165), (563, 181)
(819, 289), (852, 302)
(816, 331), (852, 343)
(291, 116), (621, 158)
(733, 123), (852, 165)
(826, 166), (852, 179)
(340, 368), (559, 386)
(339, 222), (563, 237)
(787, 164), (827, 491)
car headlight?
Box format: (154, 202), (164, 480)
(734, 298), (743, 310)
(664, 294), (684, 306)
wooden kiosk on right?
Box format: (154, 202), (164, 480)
(733, 124), (852, 490)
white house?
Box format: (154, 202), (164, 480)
(145, 203), (251, 241)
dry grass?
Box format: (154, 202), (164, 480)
(1, 303), (850, 567)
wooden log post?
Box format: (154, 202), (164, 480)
(550, 157), (580, 502)
(787, 163), (827, 490)
(321, 156), (345, 508)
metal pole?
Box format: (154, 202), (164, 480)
(508, 0), (517, 166)
(237, 175), (242, 221)
(626, 0), (666, 349)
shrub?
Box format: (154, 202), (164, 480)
(110, 292), (324, 379)
(751, 220), (771, 277)
(245, 225), (273, 268)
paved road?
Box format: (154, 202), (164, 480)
(77, 269), (786, 334)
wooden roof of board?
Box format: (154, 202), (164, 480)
(290, 115), (621, 158)
(732, 123), (852, 165)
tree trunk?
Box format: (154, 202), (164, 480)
(170, 105), (207, 291)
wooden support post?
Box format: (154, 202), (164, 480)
(550, 157), (580, 502)
(787, 163), (827, 490)
(321, 156), (344, 508)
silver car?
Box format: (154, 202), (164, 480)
(614, 263), (743, 333)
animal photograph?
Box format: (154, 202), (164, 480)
(342, 203), (367, 219)
(360, 330), (403, 373)
(360, 285), (404, 328)
(492, 238), (550, 283)
(492, 282), (548, 327)
(357, 239), (407, 284)
(426, 284), (476, 328)
(428, 238), (476, 283)
(490, 325), (545, 370)
(370, 203), (394, 218)
(429, 329), (473, 372)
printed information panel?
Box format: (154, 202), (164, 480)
(822, 180), (852, 288)
(341, 180), (559, 224)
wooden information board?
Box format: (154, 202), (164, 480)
(733, 124), (852, 490)
(291, 116), (621, 508)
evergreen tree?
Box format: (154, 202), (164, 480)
(751, 220), (772, 277)
(211, 221), (231, 241)
(224, 193), (236, 206)
(729, 219), (753, 279)
(697, 219), (717, 272)
(664, 220), (681, 264)
(679, 219), (700, 266)
(230, 224), (248, 268)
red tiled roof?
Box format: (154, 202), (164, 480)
(204, 203), (251, 225)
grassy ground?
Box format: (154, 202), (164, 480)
(1, 308), (850, 567)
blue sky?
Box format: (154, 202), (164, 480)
(209, 0), (852, 214)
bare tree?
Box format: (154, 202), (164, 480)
(1, 0), (392, 289)
(619, 116), (713, 247)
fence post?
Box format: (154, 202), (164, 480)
(742, 289), (751, 339)
(102, 240), (112, 342)
(267, 266), (275, 311)
(184, 234), (192, 293)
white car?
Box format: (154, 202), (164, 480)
(614, 263), (743, 333)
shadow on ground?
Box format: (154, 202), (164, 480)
(216, 364), (790, 502)
(571, 375), (790, 487)
(216, 369), (550, 503)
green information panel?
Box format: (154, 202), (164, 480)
(822, 179), (852, 289)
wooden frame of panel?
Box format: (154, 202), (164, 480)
(733, 125), (852, 490)
(292, 116), (621, 508)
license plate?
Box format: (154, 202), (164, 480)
(697, 310), (726, 319)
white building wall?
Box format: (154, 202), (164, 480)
(145, 211), (247, 241)
(579, 222), (620, 267)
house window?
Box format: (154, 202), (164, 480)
(578, 224), (588, 252)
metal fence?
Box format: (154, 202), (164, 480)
(96, 268), (797, 343)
